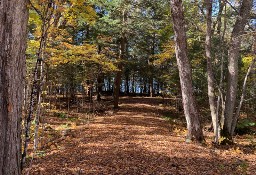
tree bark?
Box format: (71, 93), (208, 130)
(205, 0), (219, 143)
(216, 2), (227, 130)
(0, 0), (28, 174)
(222, 0), (252, 140)
(97, 74), (103, 101)
(170, 0), (204, 142)
(113, 37), (125, 108)
(231, 39), (256, 135)
(113, 68), (122, 108)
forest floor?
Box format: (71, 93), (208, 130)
(23, 97), (256, 175)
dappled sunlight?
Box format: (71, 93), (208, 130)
(25, 98), (256, 175)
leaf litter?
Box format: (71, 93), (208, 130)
(23, 97), (256, 175)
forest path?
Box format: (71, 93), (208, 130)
(26, 97), (255, 175)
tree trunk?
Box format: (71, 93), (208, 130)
(96, 46), (103, 101)
(125, 72), (130, 95)
(97, 74), (103, 101)
(149, 77), (154, 97)
(143, 80), (147, 94)
(216, 2), (227, 130)
(149, 36), (155, 97)
(222, 0), (252, 141)
(113, 37), (126, 108)
(232, 42), (256, 135)
(113, 68), (122, 108)
(22, 3), (54, 166)
(170, 0), (204, 142)
(132, 74), (136, 94)
(113, 10), (127, 108)
(0, 0), (28, 174)
(205, 0), (219, 143)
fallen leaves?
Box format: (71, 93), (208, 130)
(23, 97), (256, 175)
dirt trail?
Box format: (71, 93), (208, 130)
(26, 97), (255, 175)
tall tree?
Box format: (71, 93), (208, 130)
(205, 0), (219, 143)
(0, 0), (28, 174)
(170, 0), (204, 142)
(113, 34), (126, 108)
(92, 0), (130, 108)
(222, 0), (252, 141)
(22, 0), (56, 167)
(113, 8), (127, 108)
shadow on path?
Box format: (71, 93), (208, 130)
(25, 97), (254, 175)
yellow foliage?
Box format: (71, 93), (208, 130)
(241, 55), (255, 75)
(154, 40), (176, 65)
(26, 40), (40, 56)
(27, 0), (115, 74)
(63, 0), (97, 26)
(45, 42), (117, 72)
(242, 55), (253, 68)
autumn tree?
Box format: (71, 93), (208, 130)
(90, 0), (128, 108)
(22, 0), (56, 166)
(0, 0), (28, 174)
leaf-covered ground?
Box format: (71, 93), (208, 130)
(23, 97), (256, 175)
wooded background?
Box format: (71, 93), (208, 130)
(0, 0), (255, 173)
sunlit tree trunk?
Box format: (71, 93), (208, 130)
(205, 0), (219, 143)
(0, 0), (28, 174)
(222, 0), (252, 141)
(170, 0), (204, 142)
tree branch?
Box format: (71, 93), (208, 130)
(28, 0), (43, 19)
